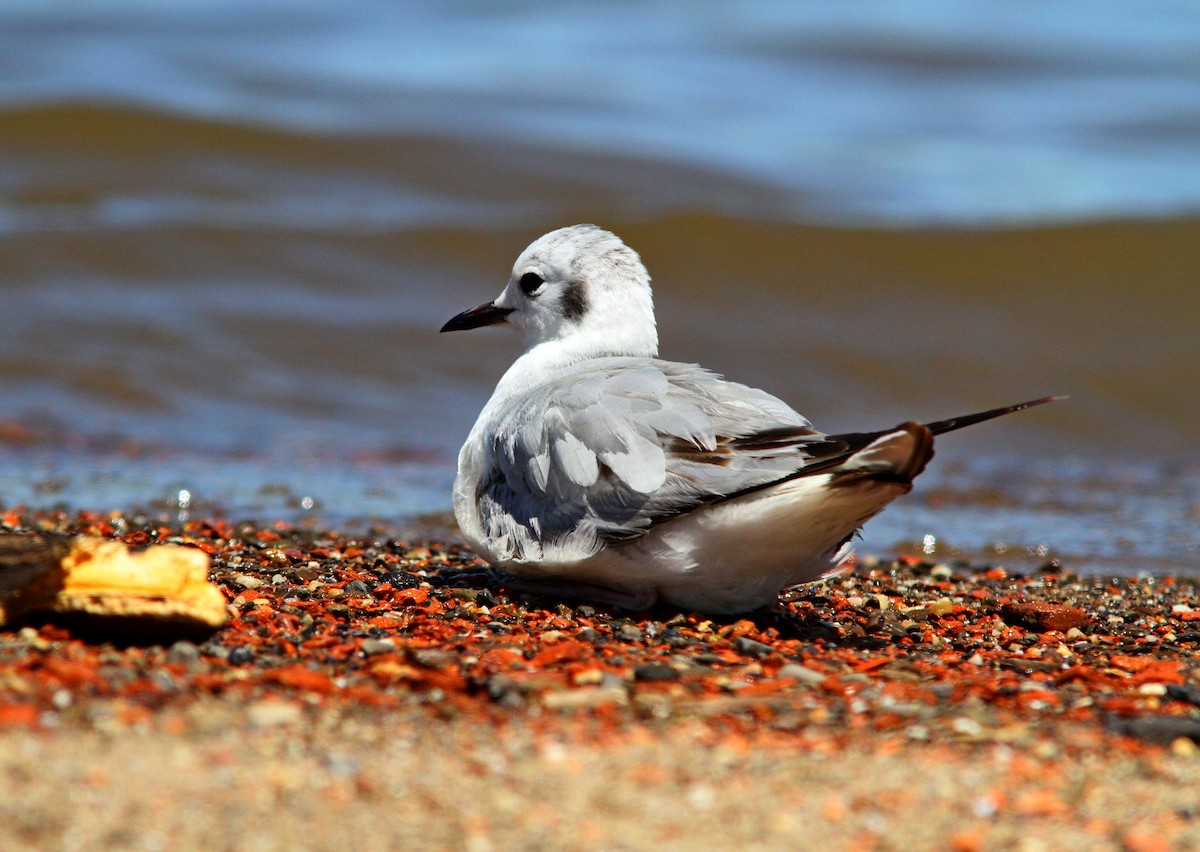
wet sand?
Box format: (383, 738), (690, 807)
(1, 509), (1199, 848)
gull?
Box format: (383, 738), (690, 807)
(441, 224), (1058, 613)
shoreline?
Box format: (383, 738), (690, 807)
(2, 508), (1199, 847)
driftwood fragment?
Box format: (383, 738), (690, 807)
(0, 533), (227, 635)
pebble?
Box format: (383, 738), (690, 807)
(1107, 715), (1200, 744)
(408, 647), (458, 669)
(778, 664), (828, 685)
(927, 597), (954, 616)
(376, 570), (420, 590)
(633, 664), (679, 682)
(1166, 684), (1200, 706)
(233, 575), (263, 590)
(360, 638), (395, 657)
(227, 646), (255, 666)
(166, 640), (201, 666)
(1000, 601), (1089, 632)
(542, 686), (629, 710)
(618, 623), (644, 642)
(732, 637), (774, 659)
(1171, 737), (1200, 757)
(261, 548), (291, 566)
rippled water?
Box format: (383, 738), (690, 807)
(1, 1), (1197, 574)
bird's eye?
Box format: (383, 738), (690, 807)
(519, 272), (544, 296)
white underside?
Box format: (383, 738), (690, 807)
(493, 473), (910, 613)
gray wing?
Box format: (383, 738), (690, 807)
(473, 358), (854, 560)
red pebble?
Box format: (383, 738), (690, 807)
(999, 601), (1089, 632)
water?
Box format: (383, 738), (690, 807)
(1, 1), (1198, 574)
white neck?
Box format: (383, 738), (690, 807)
(493, 324), (658, 399)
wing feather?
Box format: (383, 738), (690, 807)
(474, 357), (839, 560)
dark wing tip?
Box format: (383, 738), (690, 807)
(923, 395), (1065, 436)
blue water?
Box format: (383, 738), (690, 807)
(2, 1), (1199, 224)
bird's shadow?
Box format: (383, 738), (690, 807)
(421, 564), (882, 648)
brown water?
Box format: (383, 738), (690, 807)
(1, 3), (1198, 573)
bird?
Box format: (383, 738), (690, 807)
(441, 224), (1058, 614)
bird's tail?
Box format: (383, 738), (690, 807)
(829, 395), (1064, 487)
(923, 396), (1065, 437)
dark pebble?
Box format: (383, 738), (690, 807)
(376, 570), (420, 591)
(228, 646), (255, 666)
(475, 588), (499, 607)
(343, 580), (372, 598)
(733, 637), (774, 659)
(661, 628), (695, 648)
(1107, 714), (1200, 744)
(633, 664), (679, 682)
(576, 627), (599, 643)
(1166, 684), (1200, 707)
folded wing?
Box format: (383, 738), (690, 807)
(473, 359), (845, 559)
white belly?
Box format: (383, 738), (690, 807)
(498, 473), (910, 613)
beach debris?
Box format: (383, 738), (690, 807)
(0, 533), (227, 634)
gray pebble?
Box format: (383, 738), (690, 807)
(633, 663), (679, 682)
(618, 623), (644, 642)
(778, 663), (828, 685)
(361, 638), (396, 656)
(228, 646), (255, 666)
(165, 640), (201, 666)
(732, 636), (774, 659)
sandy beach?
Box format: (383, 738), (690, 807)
(2, 510), (1199, 850)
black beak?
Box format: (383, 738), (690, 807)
(440, 301), (515, 333)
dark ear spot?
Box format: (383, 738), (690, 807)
(561, 281), (587, 321)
